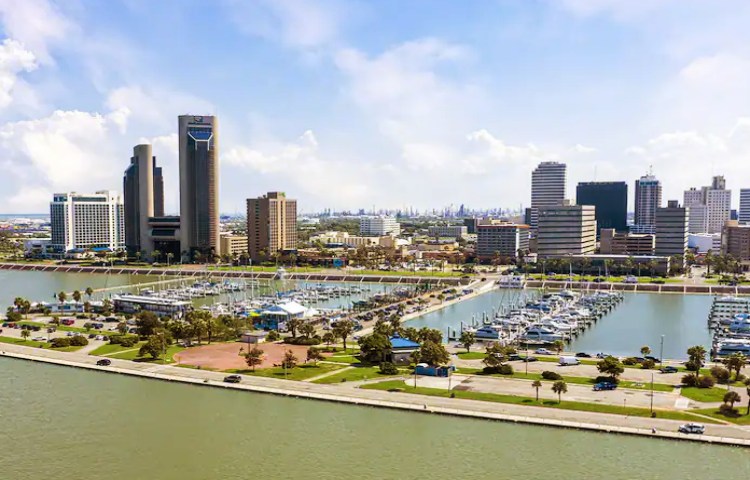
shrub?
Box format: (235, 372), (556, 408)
(50, 337), (71, 348)
(710, 366), (731, 384)
(69, 335), (89, 346)
(595, 375), (620, 384)
(681, 374), (698, 387)
(718, 403), (737, 416)
(481, 364), (513, 375)
(697, 375), (716, 388)
(266, 330), (281, 342)
(109, 335), (138, 347)
(379, 362), (399, 375)
(641, 359), (656, 370)
(541, 371), (562, 380)
(622, 357), (640, 366)
(283, 336), (321, 346)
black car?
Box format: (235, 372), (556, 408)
(522, 356), (538, 362)
(508, 354), (523, 361)
(223, 375), (242, 384)
(645, 355), (659, 362)
(96, 359), (111, 366)
(575, 352), (592, 358)
(660, 366), (678, 374)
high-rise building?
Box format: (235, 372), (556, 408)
(428, 225), (468, 239)
(123, 144), (164, 255)
(722, 220), (750, 264)
(179, 115), (219, 258)
(359, 216), (401, 236)
(740, 189), (750, 225)
(476, 224), (530, 260)
(655, 200), (689, 261)
(529, 162), (566, 233)
(599, 229), (655, 255)
(683, 176), (731, 234)
(633, 174), (661, 234)
(536, 203), (596, 257)
(247, 192), (298, 262)
(576, 181), (628, 233)
(50, 191), (125, 255)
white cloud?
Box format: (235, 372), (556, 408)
(0, 39), (37, 109)
(0, 0), (71, 63)
(106, 86), (215, 132)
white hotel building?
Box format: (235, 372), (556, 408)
(359, 216), (401, 237)
(50, 191), (125, 254)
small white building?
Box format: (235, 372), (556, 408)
(688, 233), (722, 254)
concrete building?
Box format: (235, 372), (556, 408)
(536, 204), (596, 258)
(148, 216), (181, 260)
(179, 115), (219, 258)
(721, 220), (750, 265)
(688, 233), (722, 254)
(476, 224), (530, 260)
(247, 192), (298, 262)
(463, 217), (479, 234)
(528, 161), (566, 233)
(739, 189), (750, 225)
(655, 200), (689, 261)
(219, 234), (249, 257)
(576, 181), (628, 233)
(633, 174), (661, 234)
(683, 176), (731, 234)
(427, 225), (468, 239)
(599, 229), (655, 255)
(50, 191), (125, 254)
(310, 231), (382, 248)
(123, 144), (164, 256)
(360, 216), (401, 236)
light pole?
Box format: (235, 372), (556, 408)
(659, 335), (665, 368)
(650, 372), (654, 415)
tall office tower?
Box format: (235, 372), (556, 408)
(575, 181), (628, 233)
(655, 200), (689, 263)
(739, 189), (750, 224)
(633, 174), (661, 234)
(179, 115), (219, 258)
(683, 176), (731, 234)
(529, 162), (566, 233)
(123, 144), (164, 255)
(247, 192), (298, 262)
(536, 203), (597, 257)
(50, 191), (125, 254)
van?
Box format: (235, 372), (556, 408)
(559, 356), (580, 366)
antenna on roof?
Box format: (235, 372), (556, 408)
(648, 164), (653, 176)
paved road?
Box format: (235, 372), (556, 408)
(1, 341), (749, 446)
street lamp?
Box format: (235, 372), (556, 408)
(650, 372), (654, 415)
(659, 335), (665, 368)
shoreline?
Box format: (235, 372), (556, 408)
(526, 279), (748, 295)
(1, 343), (747, 448)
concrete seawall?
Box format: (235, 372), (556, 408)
(526, 279), (747, 295)
(0, 344), (747, 448)
(0, 262), (468, 286)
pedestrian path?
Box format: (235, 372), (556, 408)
(304, 366), (353, 383)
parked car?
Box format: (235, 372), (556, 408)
(660, 366), (679, 374)
(96, 359), (111, 366)
(223, 375), (242, 384)
(575, 352), (592, 358)
(645, 355), (659, 362)
(522, 356), (538, 362)
(678, 423), (705, 435)
(535, 348), (553, 355)
(593, 382), (617, 391)
(508, 354), (523, 361)
(595, 352), (610, 359)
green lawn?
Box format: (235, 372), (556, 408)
(454, 368), (674, 392)
(680, 387), (732, 403)
(228, 363), (345, 381)
(456, 352), (485, 360)
(108, 344), (184, 364)
(694, 407), (750, 425)
(362, 380), (711, 422)
(88, 342), (145, 357)
(322, 355), (360, 365)
(313, 365), (409, 384)
(0, 336), (84, 352)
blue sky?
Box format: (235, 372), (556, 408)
(0, 0), (749, 214)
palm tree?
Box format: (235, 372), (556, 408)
(152, 250), (162, 264)
(705, 251), (714, 276)
(640, 345), (651, 357)
(725, 352), (745, 382)
(85, 287), (94, 299)
(57, 291), (67, 311)
(552, 380), (568, 404)
(552, 339), (565, 354)
(532, 380), (542, 401)
(166, 252), (175, 266)
(20, 328), (30, 341)
(72, 290), (81, 304)
(723, 391), (741, 411)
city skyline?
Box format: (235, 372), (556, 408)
(1, 1), (750, 214)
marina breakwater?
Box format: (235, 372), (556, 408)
(1, 343), (748, 448)
(0, 262), (468, 286)
(526, 279), (750, 295)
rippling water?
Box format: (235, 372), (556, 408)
(0, 359), (747, 479)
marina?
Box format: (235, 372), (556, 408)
(707, 295), (750, 357)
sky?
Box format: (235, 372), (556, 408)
(0, 0), (749, 215)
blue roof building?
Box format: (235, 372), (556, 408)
(389, 333), (420, 365)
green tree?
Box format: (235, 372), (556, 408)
(72, 290), (81, 303)
(101, 298), (113, 316)
(725, 352), (746, 382)
(686, 345), (707, 379)
(322, 332), (335, 346)
(532, 379), (542, 402)
(135, 311), (161, 338)
(552, 380), (568, 403)
(306, 347), (324, 365)
(723, 390), (741, 411)
(244, 345), (264, 372)
(417, 327), (443, 344)
(139, 334), (167, 360)
(117, 321), (128, 335)
(85, 287), (94, 298)
(287, 317), (303, 338)
(597, 356), (625, 381)
(418, 340), (450, 366)
(281, 349), (298, 369)
(459, 330), (476, 353)
(20, 328), (30, 341)
(358, 333), (391, 364)
(299, 322), (315, 339)
(640, 345), (651, 357)
(552, 339), (565, 354)
(57, 291), (67, 304)
(266, 330), (281, 342)
(332, 319), (355, 351)
(483, 343), (509, 370)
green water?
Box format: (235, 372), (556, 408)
(0, 359), (747, 479)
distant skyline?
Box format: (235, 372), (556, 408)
(0, 1), (749, 213)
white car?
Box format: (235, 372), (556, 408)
(535, 348), (553, 355)
(678, 423), (705, 435)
